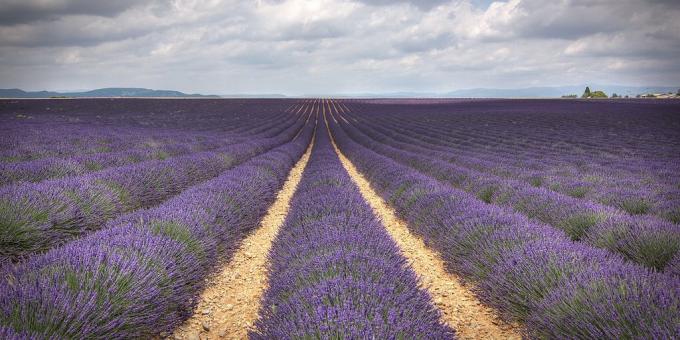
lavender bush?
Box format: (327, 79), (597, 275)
(0, 112), (299, 186)
(252, 126), (453, 339)
(329, 117), (680, 337)
(0, 122), (314, 338)
(336, 114), (680, 271)
(0, 115), (306, 262)
(341, 100), (680, 224)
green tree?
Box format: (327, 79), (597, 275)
(590, 90), (608, 98)
(582, 86), (592, 98)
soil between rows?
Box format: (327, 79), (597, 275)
(328, 117), (521, 340)
(171, 137), (315, 340)
(173, 104), (520, 339)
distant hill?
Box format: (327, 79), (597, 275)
(329, 85), (679, 98)
(3, 85), (677, 99)
(444, 85), (679, 98)
(0, 88), (220, 98)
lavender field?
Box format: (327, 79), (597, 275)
(0, 98), (679, 339)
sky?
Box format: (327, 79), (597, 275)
(0, 0), (679, 95)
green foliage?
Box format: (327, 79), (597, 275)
(85, 161), (103, 171)
(0, 199), (47, 252)
(218, 153), (234, 167)
(153, 151), (169, 160)
(582, 86), (591, 98)
(403, 187), (429, 209)
(476, 186), (497, 204)
(97, 180), (130, 208)
(389, 182), (412, 204)
(619, 198), (650, 215)
(664, 208), (680, 224)
(582, 86), (608, 98)
(567, 186), (590, 199)
(529, 176), (543, 187)
(590, 221), (679, 271)
(94, 146), (111, 153)
(148, 220), (205, 261)
(559, 213), (604, 241)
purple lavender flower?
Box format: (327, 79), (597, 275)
(252, 125), (453, 339)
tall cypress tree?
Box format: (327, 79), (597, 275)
(582, 86), (592, 98)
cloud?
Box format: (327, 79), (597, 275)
(358, 0), (449, 10)
(0, 0), (155, 25)
(0, 0), (678, 94)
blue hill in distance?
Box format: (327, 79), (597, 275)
(2, 85), (678, 99)
(0, 88), (220, 98)
(315, 85), (680, 98)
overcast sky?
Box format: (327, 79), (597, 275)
(0, 0), (678, 95)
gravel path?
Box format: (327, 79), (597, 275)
(171, 136), (314, 340)
(329, 114), (521, 340)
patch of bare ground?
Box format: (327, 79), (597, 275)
(171, 137), (314, 340)
(329, 126), (521, 340)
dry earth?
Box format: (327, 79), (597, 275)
(171, 136), (314, 340)
(173, 99), (520, 339)
(327, 114), (521, 340)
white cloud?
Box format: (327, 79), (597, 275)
(0, 0), (678, 94)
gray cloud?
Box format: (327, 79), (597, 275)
(0, 0), (155, 25)
(0, 0), (678, 95)
(504, 0), (679, 40)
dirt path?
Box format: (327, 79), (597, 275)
(172, 137), (314, 340)
(327, 122), (521, 339)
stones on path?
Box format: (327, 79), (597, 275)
(170, 138), (314, 340)
(331, 128), (522, 340)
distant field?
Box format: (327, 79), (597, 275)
(1, 98), (678, 339)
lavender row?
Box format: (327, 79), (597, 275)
(352, 106), (680, 222)
(0, 116), (307, 263)
(342, 104), (680, 221)
(341, 100), (680, 185)
(0, 112), (301, 186)
(0, 123), (219, 163)
(0, 101), (292, 163)
(252, 125), (453, 339)
(343, 100), (680, 169)
(359, 112), (680, 223)
(0, 141), (210, 186)
(335, 115), (679, 271)
(329, 119), (680, 338)
(338, 100), (679, 186)
(345, 107), (677, 182)
(0, 98), (303, 133)
(0, 123), (314, 339)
